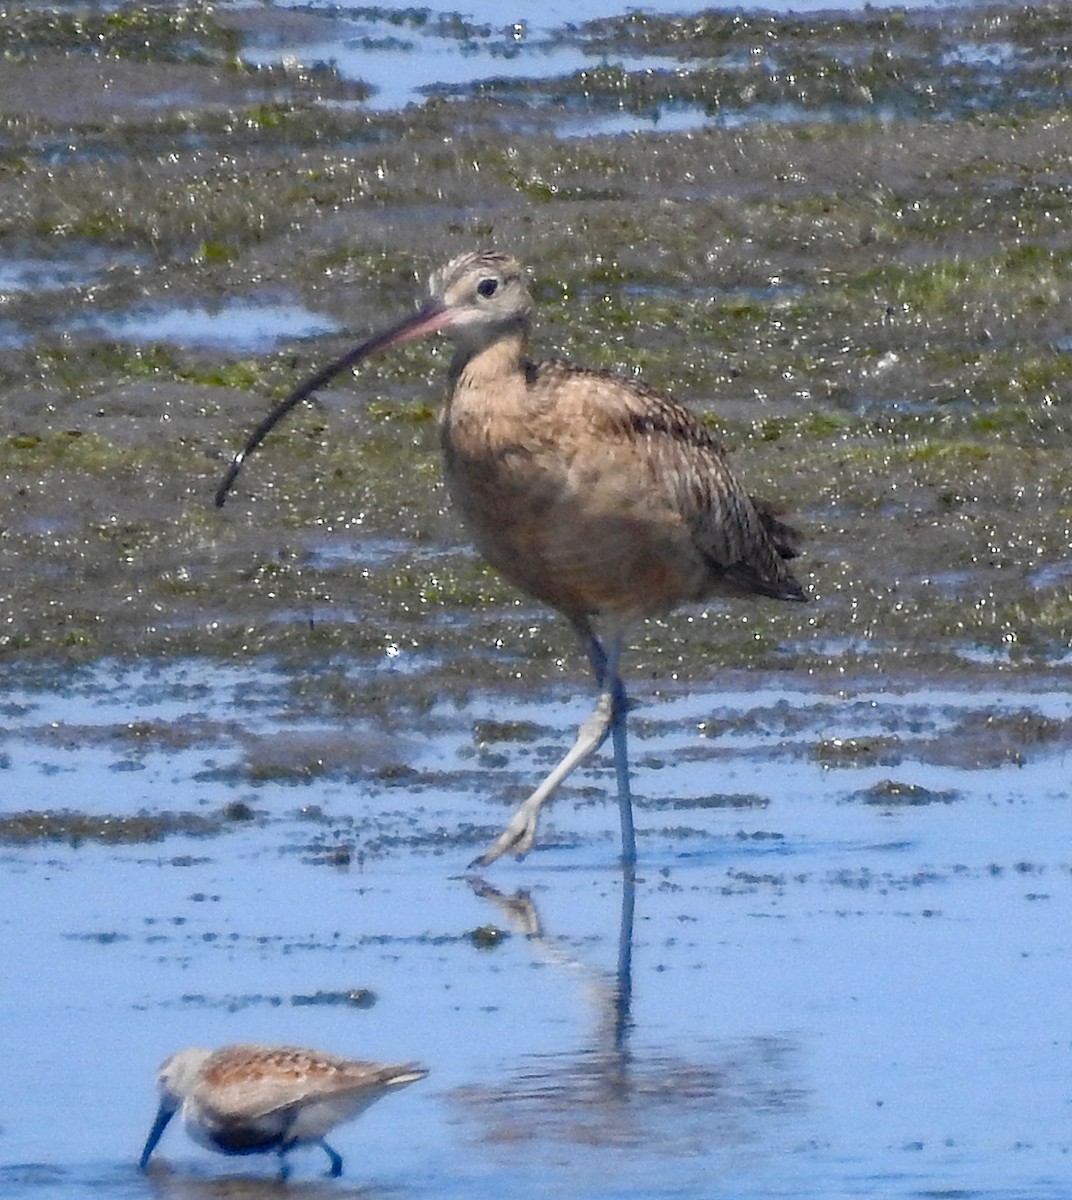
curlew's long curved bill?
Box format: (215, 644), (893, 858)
(214, 302), (455, 508)
(138, 1101), (177, 1171)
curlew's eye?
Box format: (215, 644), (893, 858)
(477, 277), (499, 298)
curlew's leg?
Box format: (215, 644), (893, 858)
(583, 622), (635, 865)
(610, 691), (636, 865)
(318, 1138), (344, 1177)
(615, 857), (636, 1051)
(471, 622), (632, 867)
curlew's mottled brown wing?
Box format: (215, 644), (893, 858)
(532, 361), (806, 604)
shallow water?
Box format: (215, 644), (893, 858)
(2, 660), (1072, 1198)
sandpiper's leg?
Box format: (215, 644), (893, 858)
(318, 1139), (344, 1177)
(277, 1149), (292, 1180)
(471, 621), (630, 867)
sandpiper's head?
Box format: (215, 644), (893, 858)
(139, 1047), (213, 1170)
(156, 1046), (213, 1107)
(427, 251), (532, 344)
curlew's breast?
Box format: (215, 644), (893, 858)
(440, 404), (714, 622)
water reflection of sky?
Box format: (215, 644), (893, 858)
(242, 32), (630, 112)
(233, 0), (1003, 113)
(0, 254), (121, 293)
(72, 300), (343, 353)
(261, 0), (990, 27)
(2, 659), (1071, 1197)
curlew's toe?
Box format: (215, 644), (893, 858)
(470, 808), (541, 867)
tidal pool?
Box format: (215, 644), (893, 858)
(70, 301), (344, 355)
(233, 0), (1035, 121)
(0, 251), (133, 294)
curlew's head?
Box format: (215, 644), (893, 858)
(214, 250), (529, 507)
(426, 250), (532, 348)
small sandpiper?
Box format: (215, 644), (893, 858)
(139, 1043), (427, 1178)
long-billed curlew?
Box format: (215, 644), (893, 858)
(138, 1044), (426, 1178)
(216, 251), (807, 866)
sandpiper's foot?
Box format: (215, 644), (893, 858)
(323, 1143), (344, 1178)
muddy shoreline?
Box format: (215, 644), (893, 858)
(2, 4), (1071, 858)
(2, 5), (1071, 693)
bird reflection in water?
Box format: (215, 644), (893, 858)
(139, 1170), (370, 1200)
(460, 870), (804, 1154)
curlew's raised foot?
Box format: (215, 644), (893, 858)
(469, 693), (619, 868)
(469, 800), (543, 868)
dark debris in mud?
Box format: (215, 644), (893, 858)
(468, 923), (511, 949)
(163, 988), (377, 1012)
(639, 792), (770, 810)
(0, 804), (253, 845)
(852, 779), (961, 807)
(813, 735), (903, 767)
(292, 987), (378, 1007)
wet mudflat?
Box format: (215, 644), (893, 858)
(1, 2), (1071, 1198)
